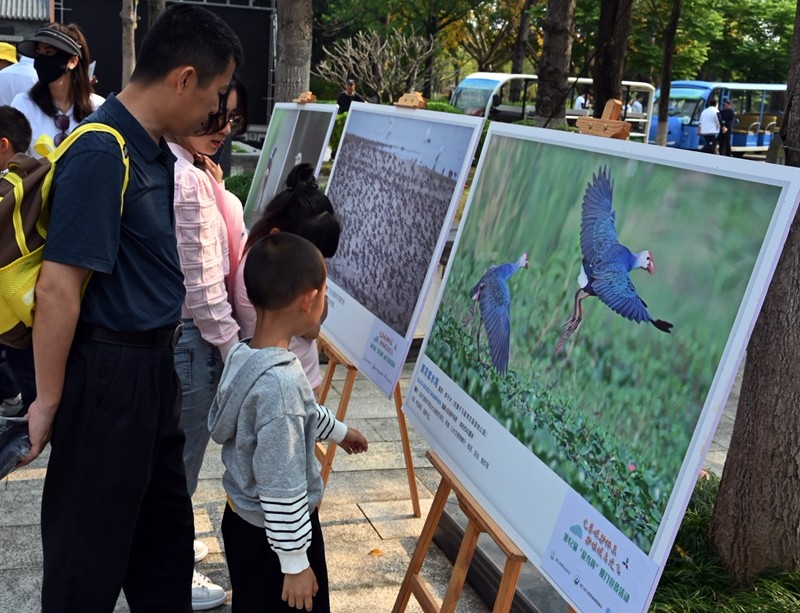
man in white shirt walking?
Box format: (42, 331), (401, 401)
(699, 97), (721, 154)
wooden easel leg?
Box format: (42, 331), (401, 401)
(395, 452), (528, 613)
(392, 477), (452, 613)
(319, 365), (358, 487)
(394, 384), (421, 518)
(317, 350), (338, 405)
(492, 557), (523, 613)
(440, 519), (481, 613)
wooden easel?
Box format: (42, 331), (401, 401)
(392, 451), (527, 613)
(575, 99), (632, 140)
(315, 333), (421, 517)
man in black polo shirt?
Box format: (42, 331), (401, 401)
(336, 78), (365, 113)
(20, 6), (242, 611)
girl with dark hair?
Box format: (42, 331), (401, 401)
(11, 23), (103, 156)
(234, 163), (341, 393)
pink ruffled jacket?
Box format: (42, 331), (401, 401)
(170, 143), (240, 360)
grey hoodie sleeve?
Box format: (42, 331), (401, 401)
(253, 375), (313, 574)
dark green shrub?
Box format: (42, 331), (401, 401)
(310, 75), (340, 101)
(425, 101), (463, 114)
(329, 112), (347, 156)
(226, 172), (254, 205)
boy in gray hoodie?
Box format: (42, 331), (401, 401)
(209, 233), (368, 612)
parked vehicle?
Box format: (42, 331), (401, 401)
(648, 80), (787, 154)
(449, 72), (656, 143)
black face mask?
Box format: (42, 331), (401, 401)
(34, 52), (72, 84)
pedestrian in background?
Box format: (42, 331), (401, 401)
(11, 23), (103, 156)
(336, 78), (364, 113)
(699, 97), (721, 154)
(718, 98), (735, 157)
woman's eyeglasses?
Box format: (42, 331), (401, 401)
(54, 114), (69, 147)
(205, 111), (244, 136)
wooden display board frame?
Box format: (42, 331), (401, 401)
(316, 333), (421, 518)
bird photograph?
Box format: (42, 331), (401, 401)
(422, 130), (780, 551)
(465, 252), (529, 374)
(556, 167), (673, 354)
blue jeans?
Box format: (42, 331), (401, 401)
(174, 320), (223, 497)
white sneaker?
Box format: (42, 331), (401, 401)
(0, 394), (23, 417)
(191, 570), (226, 611)
(193, 539), (208, 563)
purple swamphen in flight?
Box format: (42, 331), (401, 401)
(556, 167), (673, 353)
(467, 253), (529, 374)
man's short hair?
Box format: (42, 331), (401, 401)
(0, 105), (32, 154)
(131, 4), (243, 87)
(244, 233), (326, 312)
(708, 97), (717, 107)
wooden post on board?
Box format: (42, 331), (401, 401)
(575, 99), (632, 140)
(392, 451), (527, 613)
(316, 333), (421, 517)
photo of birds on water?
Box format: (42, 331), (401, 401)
(325, 106), (478, 338)
(424, 130), (781, 550)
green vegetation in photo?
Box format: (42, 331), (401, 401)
(426, 133), (780, 551)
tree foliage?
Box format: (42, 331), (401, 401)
(702, 0), (794, 82)
(314, 0), (793, 88)
(440, 1), (526, 72)
(313, 29), (435, 103)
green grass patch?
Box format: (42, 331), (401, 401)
(651, 473), (800, 612)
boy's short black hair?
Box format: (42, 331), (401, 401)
(244, 233), (326, 311)
(0, 105), (32, 153)
(131, 4), (243, 87)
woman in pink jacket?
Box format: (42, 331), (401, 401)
(168, 80), (247, 608)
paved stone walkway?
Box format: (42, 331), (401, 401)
(0, 359), (740, 612)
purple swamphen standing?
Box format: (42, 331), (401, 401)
(467, 253), (529, 374)
(556, 167), (673, 353)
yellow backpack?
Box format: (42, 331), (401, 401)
(0, 123), (129, 348)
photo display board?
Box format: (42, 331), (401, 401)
(404, 122), (800, 611)
(322, 103), (483, 395)
(243, 103), (338, 227)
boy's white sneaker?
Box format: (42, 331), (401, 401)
(193, 539), (208, 563)
(191, 570), (226, 611)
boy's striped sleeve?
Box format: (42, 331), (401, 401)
(314, 403), (347, 443)
(259, 491), (312, 574)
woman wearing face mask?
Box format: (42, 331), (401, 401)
(11, 23), (103, 156)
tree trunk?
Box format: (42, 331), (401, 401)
(274, 0), (312, 103)
(147, 0), (166, 29)
(121, 0), (138, 88)
(422, 16), (438, 99)
(591, 0), (634, 118)
(510, 0), (535, 102)
(655, 0), (681, 146)
(709, 1), (800, 584)
(535, 0), (576, 129)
